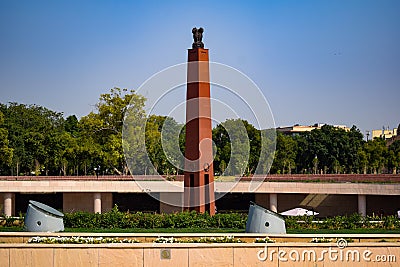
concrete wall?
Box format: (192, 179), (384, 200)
(367, 195), (400, 216)
(255, 194), (362, 217)
(15, 193), (63, 215)
(112, 193), (160, 213)
(318, 194), (359, 216)
(159, 193), (183, 213)
(63, 193), (112, 213)
(255, 193), (269, 208)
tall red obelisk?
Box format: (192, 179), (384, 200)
(184, 27), (215, 215)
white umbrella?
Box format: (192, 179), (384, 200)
(280, 207), (319, 216)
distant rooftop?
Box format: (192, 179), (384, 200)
(371, 127), (398, 140)
(277, 123), (350, 134)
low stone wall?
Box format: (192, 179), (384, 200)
(0, 233), (400, 266)
(1, 242), (399, 267)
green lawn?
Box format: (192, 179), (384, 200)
(0, 227), (25, 232)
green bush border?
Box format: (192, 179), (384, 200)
(63, 206), (247, 229)
(2, 205), (399, 231)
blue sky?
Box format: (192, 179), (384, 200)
(0, 0), (399, 135)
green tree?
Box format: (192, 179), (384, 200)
(388, 140), (400, 174)
(291, 125), (364, 174)
(357, 148), (368, 174)
(363, 138), (388, 174)
(0, 110), (13, 172)
(293, 133), (310, 173)
(255, 128), (276, 174)
(144, 115), (164, 174)
(212, 120), (275, 176)
(212, 119), (250, 176)
(346, 126), (365, 173)
(242, 120), (261, 175)
(64, 115), (79, 135)
(271, 132), (297, 174)
(1, 103), (64, 175)
(81, 87), (146, 175)
(212, 122), (230, 175)
(144, 115), (184, 175)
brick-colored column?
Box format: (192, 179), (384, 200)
(183, 44), (215, 215)
(358, 194), (366, 216)
(270, 193), (278, 212)
(4, 193), (13, 217)
(94, 193), (102, 214)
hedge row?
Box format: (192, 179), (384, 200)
(2, 206), (399, 230)
(285, 213), (400, 230)
(64, 207), (400, 230)
(64, 206), (247, 229)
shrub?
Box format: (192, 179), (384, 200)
(22, 208), (400, 231)
(63, 207), (247, 230)
(28, 236), (140, 244)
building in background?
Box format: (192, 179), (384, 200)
(277, 123), (350, 135)
(372, 127), (398, 140)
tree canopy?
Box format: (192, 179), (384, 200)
(0, 88), (399, 176)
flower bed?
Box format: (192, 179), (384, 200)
(28, 236), (140, 244)
(27, 235), (277, 244)
(27, 235), (363, 244)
